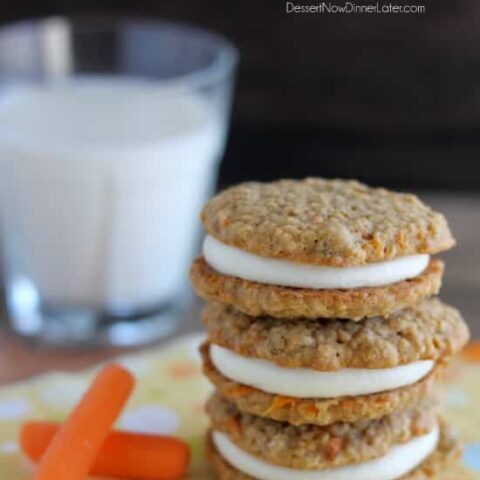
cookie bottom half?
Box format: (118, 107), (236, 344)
(206, 420), (461, 480)
(201, 343), (441, 426)
(190, 257), (443, 320)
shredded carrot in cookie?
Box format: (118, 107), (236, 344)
(225, 417), (242, 437)
(298, 404), (319, 416)
(396, 230), (407, 248)
(264, 396), (297, 414)
(325, 437), (343, 460)
(226, 385), (255, 398)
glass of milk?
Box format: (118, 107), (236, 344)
(0, 17), (238, 345)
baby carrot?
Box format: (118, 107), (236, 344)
(33, 363), (134, 480)
(21, 421), (190, 480)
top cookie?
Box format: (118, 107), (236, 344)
(202, 178), (455, 267)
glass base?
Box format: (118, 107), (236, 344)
(9, 305), (180, 347)
(6, 281), (181, 347)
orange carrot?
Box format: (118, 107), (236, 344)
(32, 363), (134, 480)
(21, 421), (190, 480)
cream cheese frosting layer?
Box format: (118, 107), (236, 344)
(212, 425), (439, 480)
(210, 345), (435, 398)
(203, 235), (430, 289)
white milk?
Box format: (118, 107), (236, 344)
(0, 80), (225, 311)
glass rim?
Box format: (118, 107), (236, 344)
(0, 15), (239, 89)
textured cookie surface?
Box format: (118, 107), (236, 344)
(206, 420), (461, 480)
(201, 343), (441, 426)
(207, 393), (438, 469)
(202, 178), (455, 267)
(203, 298), (469, 370)
(191, 257), (443, 320)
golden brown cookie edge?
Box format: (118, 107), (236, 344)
(191, 257), (443, 319)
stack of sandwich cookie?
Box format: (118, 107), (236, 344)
(190, 178), (470, 480)
(200, 299), (467, 426)
(191, 178), (449, 320)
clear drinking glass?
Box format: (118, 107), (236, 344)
(0, 17), (238, 346)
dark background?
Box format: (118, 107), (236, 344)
(2, 0), (480, 190)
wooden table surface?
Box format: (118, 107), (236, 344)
(0, 193), (478, 387)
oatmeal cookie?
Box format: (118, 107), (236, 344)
(202, 298), (469, 370)
(201, 178), (454, 267)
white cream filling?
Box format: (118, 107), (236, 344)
(203, 235), (430, 289)
(210, 345), (434, 398)
(212, 425), (439, 480)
